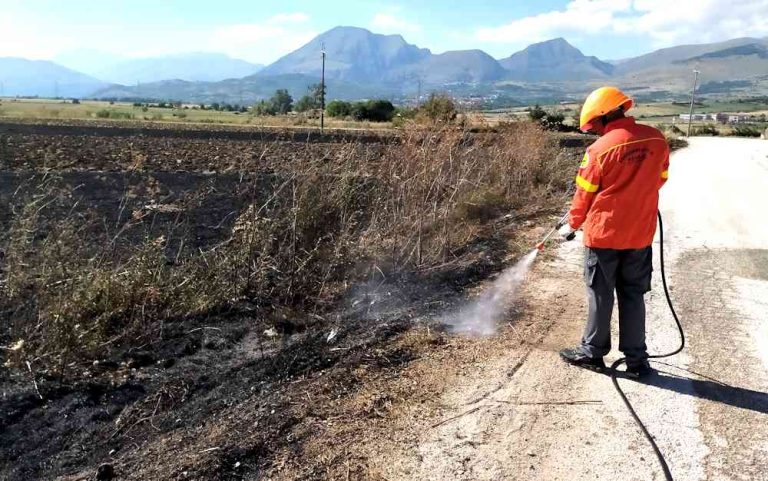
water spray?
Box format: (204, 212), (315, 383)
(444, 212), (574, 335)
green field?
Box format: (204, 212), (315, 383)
(631, 100), (768, 126)
(0, 98), (390, 130)
(4, 97), (768, 135)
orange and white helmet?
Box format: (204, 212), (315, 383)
(579, 86), (634, 132)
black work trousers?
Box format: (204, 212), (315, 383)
(579, 246), (652, 367)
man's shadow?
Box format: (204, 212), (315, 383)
(614, 362), (768, 415)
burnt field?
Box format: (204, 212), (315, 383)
(0, 120), (584, 480)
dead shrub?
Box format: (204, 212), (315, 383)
(454, 188), (508, 222)
(0, 122), (572, 377)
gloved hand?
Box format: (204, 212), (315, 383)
(558, 223), (577, 241)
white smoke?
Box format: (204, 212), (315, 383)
(443, 249), (539, 336)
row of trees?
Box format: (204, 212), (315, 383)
(251, 89), (459, 124)
(252, 84), (325, 116)
(251, 85), (400, 122)
(130, 101), (249, 112)
(246, 87), (461, 124)
(326, 100), (395, 122)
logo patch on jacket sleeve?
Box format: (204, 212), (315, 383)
(579, 152), (590, 169)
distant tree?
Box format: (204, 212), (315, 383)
(252, 100), (276, 116)
(420, 93), (457, 122)
(364, 100), (396, 122)
(346, 100), (395, 122)
(542, 111), (566, 130)
(528, 104), (547, 122)
(326, 100), (352, 118)
(269, 89), (293, 115)
(310, 83), (325, 106)
(71, 98), (80, 104)
(526, 104), (576, 132)
(294, 84), (325, 112)
(294, 95), (315, 112)
(350, 102), (369, 121)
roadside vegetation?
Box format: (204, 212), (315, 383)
(1, 96), (708, 479)
(0, 116), (582, 479)
(0, 120), (571, 380)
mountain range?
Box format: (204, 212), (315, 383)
(2, 27), (768, 104)
(0, 57), (106, 98)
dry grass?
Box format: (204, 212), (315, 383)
(0, 121), (571, 378)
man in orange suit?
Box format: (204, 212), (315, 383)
(558, 86), (669, 378)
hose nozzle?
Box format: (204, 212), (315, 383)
(535, 212), (570, 251)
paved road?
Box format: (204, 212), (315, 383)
(382, 137), (768, 481)
(653, 137), (768, 480)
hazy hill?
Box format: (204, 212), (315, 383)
(0, 57), (106, 97)
(499, 38), (614, 81)
(7, 25), (768, 103)
(54, 49), (126, 78)
(614, 39), (768, 95)
(261, 26), (431, 83)
(92, 72), (393, 104)
(93, 53), (263, 84)
(613, 37), (766, 74)
(416, 50), (507, 84)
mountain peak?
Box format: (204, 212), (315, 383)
(521, 38), (584, 56)
(542, 37), (569, 45)
(499, 38), (613, 81)
(261, 26), (431, 82)
(318, 26), (407, 43)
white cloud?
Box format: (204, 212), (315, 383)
(476, 0), (631, 44)
(0, 10), (316, 65)
(0, 10), (78, 59)
(268, 13), (311, 25)
(629, 0), (768, 46)
(371, 12), (422, 34)
(476, 0), (768, 48)
(209, 15), (317, 63)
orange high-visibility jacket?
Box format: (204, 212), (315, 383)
(568, 116), (669, 249)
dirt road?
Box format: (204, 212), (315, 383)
(375, 137), (768, 481)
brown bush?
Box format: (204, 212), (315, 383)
(0, 122), (571, 377)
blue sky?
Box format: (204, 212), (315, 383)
(1, 0), (767, 64)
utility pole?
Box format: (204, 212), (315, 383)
(320, 42), (326, 135)
(686, 69), (700, 137)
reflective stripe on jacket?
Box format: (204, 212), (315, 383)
(569, 116), (670, 249)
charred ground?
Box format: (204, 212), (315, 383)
(0, 120), (586, 480)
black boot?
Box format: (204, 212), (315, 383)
(626, 362), (653, 379)
(559, 348), (606, 372)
